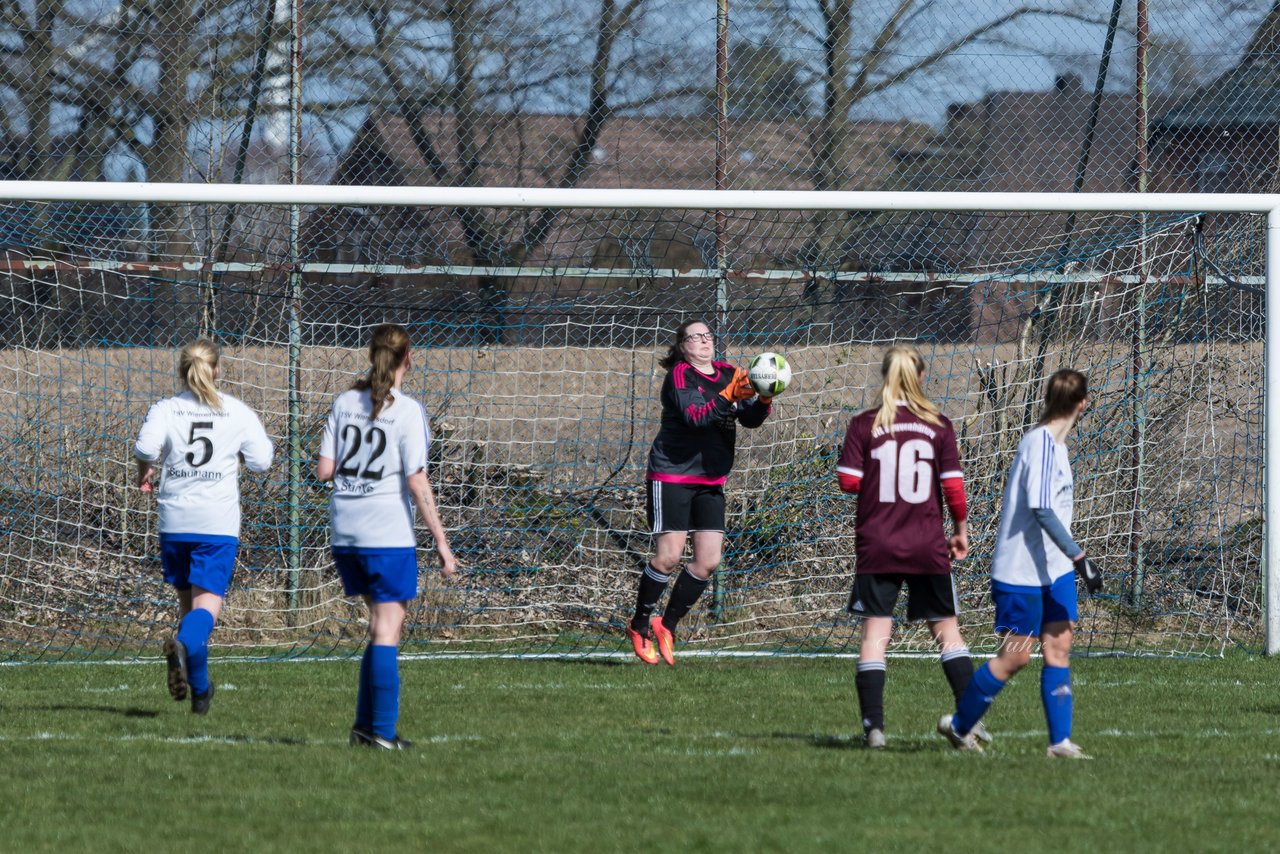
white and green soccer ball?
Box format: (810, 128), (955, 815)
(747, 352), (792, 397)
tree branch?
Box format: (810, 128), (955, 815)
(856, 7), (1114, 100)
(514, 0), (644, 259)
(848, 0), (916, 99)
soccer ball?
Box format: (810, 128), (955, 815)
(747, 352), (792, 397)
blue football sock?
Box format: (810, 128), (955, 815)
(953, 663), (1006, 736)
(368, 644), (401, 740)
(176, 607), (216, 696)
(1041, 665), (1073, 745)
(355, 644), (374, 731)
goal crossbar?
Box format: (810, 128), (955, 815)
(2, 181), (1280, 214)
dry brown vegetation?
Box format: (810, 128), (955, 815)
(0, 337), (1263, 659)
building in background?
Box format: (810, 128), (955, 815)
(1151, 4), (1280, 194)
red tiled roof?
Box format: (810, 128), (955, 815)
(332, 111), (931, 191)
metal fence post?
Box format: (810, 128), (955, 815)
(1266, 206), (1280, 654)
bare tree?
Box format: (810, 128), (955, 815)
(0, 0), (275, 216)
(785, 1), (1104, 192)
(302, 0), (703, 340)
(714, 40), (808, 121)
(0, 0), (133, 182)
(724, 0), (1121, 275)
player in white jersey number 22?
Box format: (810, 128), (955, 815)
(318, 323), (457, 750)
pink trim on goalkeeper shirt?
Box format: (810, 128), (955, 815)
(648, 472), (728, 486)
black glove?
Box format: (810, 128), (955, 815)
(1073, 555), (1103, 595)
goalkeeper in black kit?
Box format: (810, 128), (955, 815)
(626, 319), (771, 666)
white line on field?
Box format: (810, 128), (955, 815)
(0, 732), (483, 746)
(3, 650), (1006, 666)
(1, 728), (1275, 747)
(486, 682), (623, 690)
(658, 747), (758, 758)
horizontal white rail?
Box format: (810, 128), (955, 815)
(0, 258), (1252, 285)
(0, 181), (1275, 213)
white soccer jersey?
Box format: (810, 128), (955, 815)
(991, 424), (1075, 586)
(134, 391), (274, 538)
(320, 388), (431, 549)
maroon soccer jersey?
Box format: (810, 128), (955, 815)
(836, 404), (964, 575)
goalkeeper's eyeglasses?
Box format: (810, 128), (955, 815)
(682, 332), (714, 342)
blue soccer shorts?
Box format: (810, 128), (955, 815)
(331, 547), (419, 603)
(160, 534), (239, 597)
(991, 571), (1078, 637)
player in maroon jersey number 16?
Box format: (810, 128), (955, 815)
(835, 345), (988, 750)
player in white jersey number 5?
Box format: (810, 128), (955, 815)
(134, 340), (274, 715)
(939, 369), (1104, 758)
(318, 323), (457, 750)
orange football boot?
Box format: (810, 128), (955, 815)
(649, 616), (676, 666)
(627, 625), (659, 664)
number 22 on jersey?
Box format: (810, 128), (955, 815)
(336, 423), (388, 480)
(869, 438), (935, 504)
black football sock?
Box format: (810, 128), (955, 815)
(660, 569), (709, 631)
(631, 564), (671, 632)
(855, 661), (887, 733)
(941, 646), (975, 703)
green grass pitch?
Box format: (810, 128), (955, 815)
(2, 655), (1277, 851)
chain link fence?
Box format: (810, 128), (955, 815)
(0, 1), (1275, 658)
(0, 2), (1274, 194)
(2, 2), (1276, 342)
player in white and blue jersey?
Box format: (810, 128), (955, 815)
(317, 323), (457, 750)
(134, 340), (274, 714)
(939, 369), (1103, 757)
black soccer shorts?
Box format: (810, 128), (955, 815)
(846, 572), (960, 622)
(646, 480), (726, 534)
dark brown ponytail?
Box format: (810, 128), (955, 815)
(353, 323), (411, 419)
(1040, 369), (1088, 423)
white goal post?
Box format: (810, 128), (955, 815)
(0, 181), (1276, 658)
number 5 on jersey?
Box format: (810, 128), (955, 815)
(869, 438), (935, 503)
(186, 421), (214, 467)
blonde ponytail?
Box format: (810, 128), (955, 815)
(178, 339), (222, 411)
(871, 345), (942, 434)
(353, 323), (411, 419)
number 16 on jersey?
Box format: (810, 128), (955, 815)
(870, 438), (936, 504)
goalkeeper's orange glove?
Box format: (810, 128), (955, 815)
(719, 368), (755, 403)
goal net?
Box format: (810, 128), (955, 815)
(0, 189), (1265, 660)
